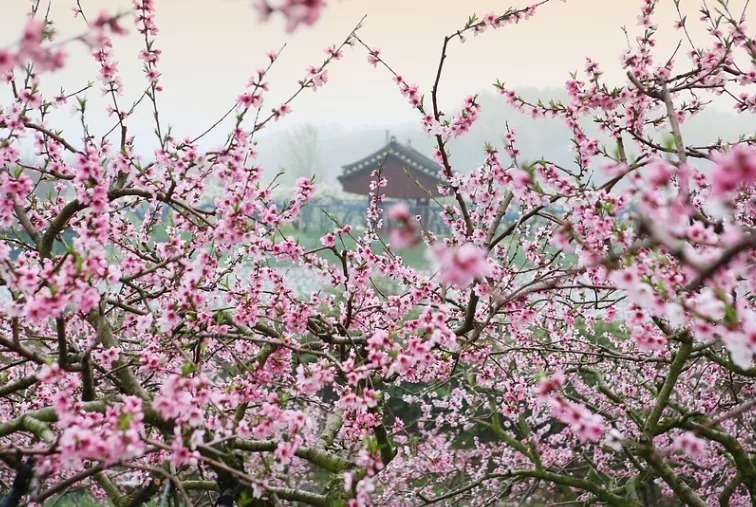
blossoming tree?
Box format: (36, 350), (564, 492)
(1, 0), (755, 506)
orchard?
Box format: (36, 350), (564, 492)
(0, 0), (754, 506)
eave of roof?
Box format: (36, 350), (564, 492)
(341, 139), (442, 180)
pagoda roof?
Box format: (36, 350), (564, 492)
(339, 137), (442, 181)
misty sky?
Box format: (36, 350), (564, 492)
(1, 0), (752, 154)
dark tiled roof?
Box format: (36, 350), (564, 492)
(339, 137), (442, 180)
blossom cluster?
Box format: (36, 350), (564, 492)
(0, 0), (755, 506)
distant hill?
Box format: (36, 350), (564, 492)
(256, 86), (756, 189)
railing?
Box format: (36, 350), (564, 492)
(290, 200), (449, 234)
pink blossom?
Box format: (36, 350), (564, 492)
(509, 168), (531, 189)
(93, 347), (121, 369)
(38, 363), (62, 383)
(389, 228), (418, 250)
(272, 103), (292, 120)
(646, 160), (674, 187)
(709, 144), (756, 196)
(93, 11), (129, 35)
(254, 1), (274, 22)
(604, 429), (624, 451)
(484, 12), (499, 28)
(0, 50), (15, 73)
(237, 92), (262, 109)
(325, 45), (343, 60)
(320, 232), (335, 248)
(274, 439), (301, 465)
(170, 436), (199, 469)
(387, 202), (410, 221)
(550, 398), (606, 442)
(20, 19), (45, 53)
(0, 1), (754, 503)
(431, 243), (492, 288)
(294, 177), (315, 201)
(673, 432), (707, 459)
(367, 48), (381, 67)
(535, 370), (565, 398)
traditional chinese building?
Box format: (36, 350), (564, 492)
(338, 136), (445, 205)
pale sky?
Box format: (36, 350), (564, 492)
(1, 0), (752, 152)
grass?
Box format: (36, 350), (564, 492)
(276, 224), (431, 271)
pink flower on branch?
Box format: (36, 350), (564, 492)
(367, 48), (381, 67)
(1, 0), (756, 504)
(255, 0), (327, 32)
(709, 144), (756, 196)
(387, 202), (410, 222)
(305, 66), (328, 90)
(272, 103), (292, 120)
(535, 370), (565, 399)
(325, 45), (343, 60)
(320, 232), (335, 248)
(386, 203), (420, 249)
(430, 243), (492, 288)
(536, 374), (606, 443)
(92, 11), (129, 35)
(0, 50), (16, 74)
(281, 0), (326, 32)
(237, 92), (262, 109)
(672, 432), (707, 459)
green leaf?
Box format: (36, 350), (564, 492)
(662, 135), (676, 151)
(365, 436), (379, 453)
(181, 362), (196, 376)
(723, 302), (738, 327)
(119, 413), (134, 431)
